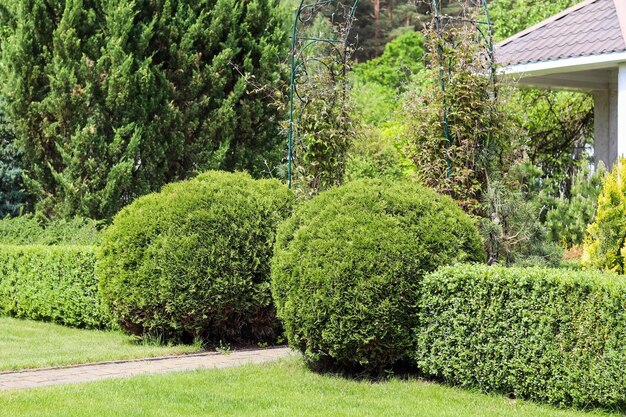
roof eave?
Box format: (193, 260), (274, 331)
(500, 50), (626, 77)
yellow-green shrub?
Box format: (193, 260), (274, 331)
(583, 160), (626, 273)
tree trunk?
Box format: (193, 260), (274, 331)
(373, 0), (380, 40)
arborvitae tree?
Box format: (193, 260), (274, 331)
(583, 161), (626, 274)
(0, 0), (287, 220)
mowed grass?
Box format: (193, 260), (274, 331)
(0, 359), (619, 417)
(0, 317), (201, 371)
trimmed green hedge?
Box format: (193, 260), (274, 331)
(416, 265), (626, 409)
(272, 179), (484, 372)
(97, 171), (293, 344)
(0, 245), (110, 328)
(0, 216), (102, 245)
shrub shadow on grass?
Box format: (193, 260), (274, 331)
(304, 355), (422, 383)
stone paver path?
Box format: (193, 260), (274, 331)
(0, 347), (292, 391)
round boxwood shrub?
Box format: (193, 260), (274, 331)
(97, 171), (293, 343)
(271, 179), (484, 372)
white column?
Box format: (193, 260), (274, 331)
(618, 64), (626, 161)
(610, 88), (619, 166)
(593, 91), (610, 169)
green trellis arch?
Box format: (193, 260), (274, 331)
(286, 0), (360, 189)
(287, 0), (496, 188)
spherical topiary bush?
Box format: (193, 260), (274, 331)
(271, 179), (484, 372)
(97, 171), (293, 344)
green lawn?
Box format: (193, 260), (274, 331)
(0, 317), (201, 371)
(0, 359), (619, 417)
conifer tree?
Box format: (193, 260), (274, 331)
(0, 0), (287, 219)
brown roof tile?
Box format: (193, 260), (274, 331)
(496, 0), (626, 66)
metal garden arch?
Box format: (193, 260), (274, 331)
(286, 0), (496, 188)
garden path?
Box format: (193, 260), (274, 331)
(0, 346), (292, 391)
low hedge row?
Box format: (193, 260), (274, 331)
(417, 265), (626, 409)
(0, 245), (110, 329)
(0, 216), (102, 245)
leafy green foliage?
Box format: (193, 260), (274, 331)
(350, 81), (398, 126)
(0, 215), (102, 245)
(353, 30), (424, 92)
(351, 30), (426, 127)
(490, 0), (594, 194)
(546, 164), (605, 249)
(416, 265), (626, 410)
(506, 90), (594, 193)
(289, 8), (422, 195)
(489, 0), (580, 41)
(477, 1), (594, 263)
(294, 76), (356, 197)
(583, 161), (626, 273)
(0, 0), (287, 220)
(97, 171), (294, 344)
(288, 6), (360, 198)
(345, 129), (408, 181)
(271, 179), (484, 372)
(0, 245), (110, 329)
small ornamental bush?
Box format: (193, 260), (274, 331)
(416, 265), (626, 410)
(96, 171), (293, 344)
(271, 179), (484, 372)
(583, 159), (626, 273)
(0, 245), (109, 328)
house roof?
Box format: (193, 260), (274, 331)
(496, 0), (626, 67)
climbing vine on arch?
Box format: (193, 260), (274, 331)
(287, 0), (507, 204)
(287, 0), (360, 197)
(404, 0), (515, 214)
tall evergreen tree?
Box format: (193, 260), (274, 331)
(0, 0), (287, 219)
